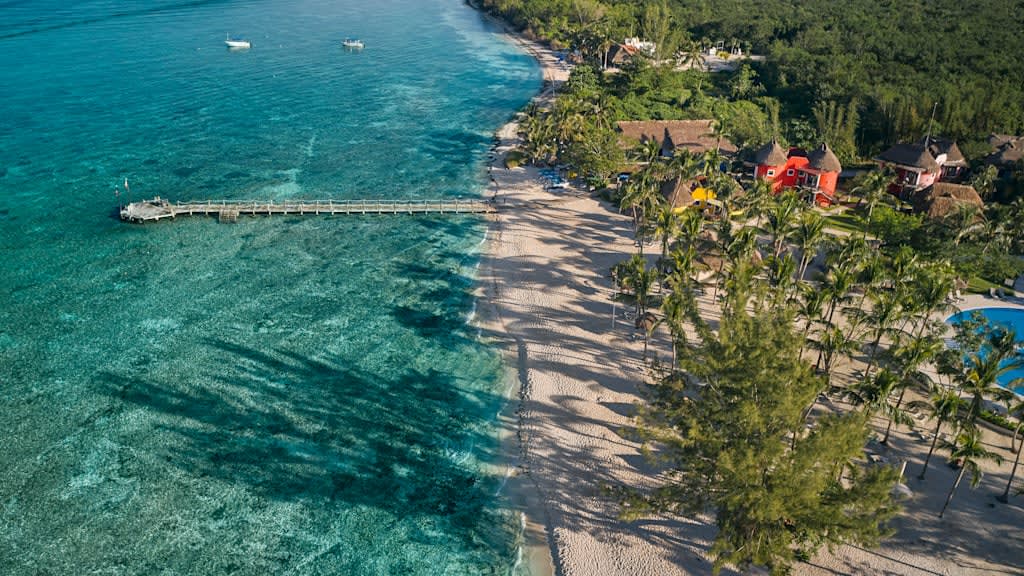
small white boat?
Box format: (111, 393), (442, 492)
(225, 34), (251, 49)
(342, 38), (364, 49)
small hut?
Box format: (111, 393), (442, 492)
(909, 182), (984, 219)
(660, 177), (723, 215)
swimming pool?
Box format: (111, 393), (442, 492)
(947, 307), (1024, 395)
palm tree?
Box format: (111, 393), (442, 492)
(998, 417), (1024, 502)
(957, 326), (1021, 424)
(674, 34), (702, 71)
(947, 203), (984, 247)
(675, 208), (705, 253)
(653, 205), (681, 277)
(712, 216), (757, 302)
(811, 323), (860, 380)
(764, 253), (798, 308)
(791, 210), (827, 282)
(660, 286), (693, 369)
(796, 284), (828, 356)
(815, 266), (856, 370)
(846, 252), (885, 338)
(519, 105), (557, 164)
(620, 163), (666, 254)
(740, 178), (774, 229)
(903, 262), (955, 340)
(637, 311), (659, 359)
(622, 253), (659, 317)
(665, 147), (701, 183)
(970, 164), (999, 201)
(910, 387), (962, 480)
(859, 289), (904, 378)
(879, 335), (942, 444)
(844, 368), (902, 419)
(1008, 398), (1024, 453)
(851, 168), (895, 220)
(764, 191), (801, 259)
(828, 233), (870, 277)
(939, 427), (1003, 518)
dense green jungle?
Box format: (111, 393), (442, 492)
(480, 0), (1024, 167)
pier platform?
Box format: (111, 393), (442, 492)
(119, 197), (496, 223)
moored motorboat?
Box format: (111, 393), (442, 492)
(225, 34), (251, 49)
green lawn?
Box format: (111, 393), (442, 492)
(965, 276), (1016, 295)
(823, 211), (867, 235)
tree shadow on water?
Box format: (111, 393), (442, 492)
(99, 337), (511, 554)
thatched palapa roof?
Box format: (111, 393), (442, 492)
(807, 143), (842, 173)
(986, 135), (1024, 167)
(660, 177), (697, 209)
(989, 134), (1019, 148)
(753, 138), (788, 166)
(876, 143), (940, 172)
(910, 182), (984, 219)
(616, 120), (738, 155)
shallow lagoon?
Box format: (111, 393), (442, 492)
(0, 0), (539, 573)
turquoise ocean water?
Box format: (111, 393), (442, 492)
(0, 1), (540, 573)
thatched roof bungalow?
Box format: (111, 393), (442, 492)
(876, 136), (968, 197)
(616, 120), (738, 157)
(659, 176), (727, 216)
(985, 134), (1024, 175)
(909, 182), (984, 219)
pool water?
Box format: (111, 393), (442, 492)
(947, 307), (1024, 394)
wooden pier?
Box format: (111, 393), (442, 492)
(119, 197), (496, 223)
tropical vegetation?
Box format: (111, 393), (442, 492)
(476, 0), (1024, 572)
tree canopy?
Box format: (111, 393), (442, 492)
(480, 0), (1024, 161)
(624, 274), (900, 574)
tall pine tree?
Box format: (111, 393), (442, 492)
(625, 266), (900, 575)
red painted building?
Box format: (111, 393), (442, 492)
(750, 140), (842, 205)
(875, 136), (967, 199)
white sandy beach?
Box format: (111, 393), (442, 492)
(476, 26), (1024, 576)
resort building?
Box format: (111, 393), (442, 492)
(749, 140), (842, 206)
(875, 136), (968, 198)
(606, 38), (655, 67)
(985, 133), (1024, 177)
(907, 182), (984, 219)
(615, 119), (738, 158)
(660, 176), (723, 216)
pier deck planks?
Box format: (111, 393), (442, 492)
(119, 198), (496, 223)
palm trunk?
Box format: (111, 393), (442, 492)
(998, 442), (1022, 503)
(863, 332), (884, 378)
(939, 465), (967, 518)
(880, 388), (908, 444)
(712, 259), (726, 301)
(798, 252), (811, 282)
(799, 321), (814, 356)
(919, 418), (943, 480)
(815, 303), (838, 370)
